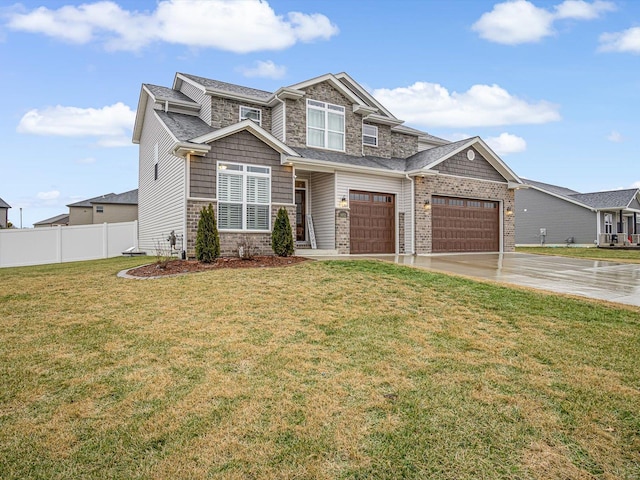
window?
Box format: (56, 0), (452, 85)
(154, 143), (159, 180)
(240, 106), (262, 126)
(96, 206), (104, 213)
(217, 162), (270, 231)
(307, 99), (345, 151)
(604, 213), (613, 234)
(154, 163), (158, 181)
(363, 124), (378, 147)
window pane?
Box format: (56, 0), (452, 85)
(308, 128), (325, 147)
(247, 165), (269, 174)
(328, 131), (344, 150)
(328, 112), (344, 132)
(246, 176), (270, 204)
(218, 173), (243, 202)
(308, 108), (325, 129)
(218, 203), (242, 229)
(247, 205), (269, 230)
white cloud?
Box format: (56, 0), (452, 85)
(472, 0), (615, 45)
(36, 190), (60, 201)
(372, 82), (560, 128)
(631, 181), (640, 189)
(17, 102), (135, 147)
(238, 60), (286, 79)
(5, 0), (339, 53)
(607, 130), (623, 142)
(599, 27), (640, 54)
(485, 133), (527, 155)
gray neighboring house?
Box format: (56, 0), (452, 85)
(133, 72), (524, 257)
(516, 179), (640, 246)
(67, 189), (138, 225)
(0, 197), (10, 228)
(33, 213), (70, 228)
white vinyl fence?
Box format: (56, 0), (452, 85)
(0, 221), (138, 268)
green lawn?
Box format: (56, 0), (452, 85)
(517, 246), (640, 264)
(1, 257), (639, 479)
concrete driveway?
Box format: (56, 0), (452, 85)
(360, 253), (640, 307)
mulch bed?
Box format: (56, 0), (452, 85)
(127, 256), (309, 278)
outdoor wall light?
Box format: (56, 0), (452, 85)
(340, 196), (348, 208)
(423, 199), (431, 211)
(506, 206), (513, 215)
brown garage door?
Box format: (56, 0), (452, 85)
(432, 196), (499, 253)
(350, 191), (395, 254)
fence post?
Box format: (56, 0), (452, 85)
(103, 223), (108, 258)
(56, 225), (62, 263)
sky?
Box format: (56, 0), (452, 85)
(0, 0), (638, 228)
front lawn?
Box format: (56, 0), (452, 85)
(517, 246), (640, 264)
(1, 257), (639, 479)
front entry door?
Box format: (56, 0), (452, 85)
(295, 183), (306, 242)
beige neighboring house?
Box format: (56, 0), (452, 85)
(0, 197), (10, 228)
(33, 213), (70, 228)
(67, 189), (138, 225)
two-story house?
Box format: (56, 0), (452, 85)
(133, 72), (523, 257)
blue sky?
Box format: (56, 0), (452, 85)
(1, 0), (638, 228)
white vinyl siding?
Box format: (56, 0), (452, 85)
(309, 172), (335, 249)
(307, 99), (345, 151)
(336, 171), (409, 254)
(217, 162), (271, 231)
(271, 102), (284, 142)
(138, 101), (186, 253)
(179, 80), (211, 125)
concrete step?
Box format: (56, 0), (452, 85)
(295, 248), (339, 256)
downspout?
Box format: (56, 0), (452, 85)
(183, 153), (190, 259)
(165, 100), (169, 113)
(405, 174), (415, 255)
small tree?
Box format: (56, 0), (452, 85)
(271, 207), (294, 257)
(196, 204), (220, 263)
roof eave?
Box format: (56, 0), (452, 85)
(285, 155), (407, 177)
(171, 142), (211, 158)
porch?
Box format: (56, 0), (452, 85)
(597, 209), (639, 247)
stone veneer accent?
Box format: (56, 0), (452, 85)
(398, 212), (405, 254)
(210, 97), (272, 132)
(414, 175), (515, 254)
(335, 208), (350, 254)
(391, 132), (419, 159)
(362, 123), (393, 159)
(186, 200), (296, 258)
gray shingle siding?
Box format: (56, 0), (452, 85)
(437, 147), (506, 183)
(516, 188), (597, 245)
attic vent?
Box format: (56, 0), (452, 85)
(467, 149), (475, 161)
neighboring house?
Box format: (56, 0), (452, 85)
(0, 197), (10, 228)
(516, 179), (640, 246)
(33, 213), (70, 228)
(67, 189), (138, 225)
(133, 72), (523, 257)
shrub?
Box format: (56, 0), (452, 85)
(271, 207), (294, 257)
(196, 204), (220, 263)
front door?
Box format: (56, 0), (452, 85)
(295, 181), (306, 242)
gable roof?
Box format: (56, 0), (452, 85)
(67, 189), (138, 208)
(34, 213), (69, 226)
(177, 73), (273, 101)
(0, 197), (10, 209)
(143, 84), (200, 106)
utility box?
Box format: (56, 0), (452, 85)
(540, 228), (547, 236)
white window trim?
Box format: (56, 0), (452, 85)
(239, 106), (262, 126)
(306, 99), (345, 152)
(363, 123), (378, 147)
(217, 161), (271, 232)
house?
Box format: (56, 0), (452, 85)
(515, 179), (640, 246)
(133, 72), (524, 257)
(33, 213), (70, 228)
(0, 197), (10, 228)
(67, 189), (138, 226)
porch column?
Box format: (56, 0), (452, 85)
(634, 212), (637, 234)
(619, 210), (623, 233)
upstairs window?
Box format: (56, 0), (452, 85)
(363, 124), (378, 147)
(307, 99), (345, 151)
(96, 205), (104, 213)
(240, 106), (262, 126)
(217, 162), (270, 231)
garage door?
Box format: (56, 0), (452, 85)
(350, 191), (395, 254)
(432, 196), (499, 253)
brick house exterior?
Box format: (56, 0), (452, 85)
(133, 72), (523, 257)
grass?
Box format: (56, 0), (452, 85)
(517, 246), (640, 264)
(1, 257), (639, 479)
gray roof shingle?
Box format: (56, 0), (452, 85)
(569, 189), (639, 210)
(68, 189), (138, 208)
(0, 197), (10, 208)
(404, 138), (475, 171)
(523, 178), (580, 197)
(180, 73), (273, 100)
(144, 84), (199, 105)
(156, 111), (216, 141)
(34, 213), (69, 226)
(292, 147), (407, 172)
